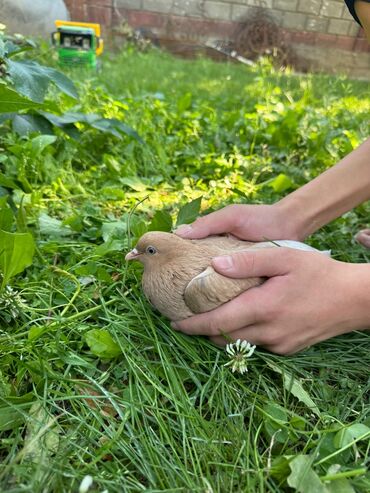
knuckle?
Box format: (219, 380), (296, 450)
(193, 216), (207, 227)
(261, 329), (282, 347)
(208, 318), (222, 336)
(268, 344), (289, 355)
(233, 251), (256, 275)
(209, 335), (225, 347)
(227, 204), (245, 225)
(280, 247), (299, 265)
(264, 303), (280, 322)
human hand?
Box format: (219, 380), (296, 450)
(174, 203), (304, 242)
(356, 229), (370, 249)
(172, 248), (370, 354)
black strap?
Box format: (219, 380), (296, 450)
(344, 0), (370, 25)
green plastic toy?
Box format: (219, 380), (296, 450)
(51, 20), (104, 68)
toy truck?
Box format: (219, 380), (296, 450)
(51, 20), (104, 68)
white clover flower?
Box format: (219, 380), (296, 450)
(79, 475), (93, 493)
(224, 339), (256, 374)
(0, 285), (26, 320)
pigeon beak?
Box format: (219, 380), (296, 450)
(125, 248), (140, 261)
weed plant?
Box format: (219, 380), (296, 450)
(0, 46), (369, 492)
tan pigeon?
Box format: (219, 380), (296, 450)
(125, 231), (327, 322)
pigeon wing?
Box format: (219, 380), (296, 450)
(184, 266), (262, 314)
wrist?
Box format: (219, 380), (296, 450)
(274, 195), (312, 240)
(347, 263), (370, 330)
(332, 261), (370, 339)
(276, 184), (337, 240)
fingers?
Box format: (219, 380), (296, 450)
(174, 205), (244, 239)
(212, 247), (296, 279)
(355, 229), (370, 249)
(172, 286), (268, 336)
(210, 324), (306, 354)
(209, 325), (272, 347)
(173, 249), (299, 336)
(210, 331), (301, 355)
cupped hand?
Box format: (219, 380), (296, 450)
(172, 248), (369, 354)
(174, 203), (304, 242)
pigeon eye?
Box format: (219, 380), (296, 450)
(146, 246), (157, 255)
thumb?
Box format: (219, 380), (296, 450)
(174, 205), (242, 239)
(212, 248), (295, 279)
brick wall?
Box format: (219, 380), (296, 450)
(64, 0), (370, 77)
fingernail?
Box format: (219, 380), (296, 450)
(213, 255), (234, 270)
(174, 224), (193, 237)
(171, 322), (179, 330)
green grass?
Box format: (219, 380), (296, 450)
(0, 45), (369, 492)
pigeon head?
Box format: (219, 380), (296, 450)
(125, 231), (187, 266)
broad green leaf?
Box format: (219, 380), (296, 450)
(94, 239), (125, 256)
(28, 325), (46, 341)
(90, 117), (141, 141)
(0, 403), (32, 431)
(0, 35), (35, 58)
(7, 59), (50, 103)
(263, 402), (288, 424)
(0, 229), (35, 288)
(101, 220), (127, 242)
(41, 66), (78, 100)
(30, 135), (57, 154)
(12, 113), (53, 136)
(7, 60), (78, 103)
(131, 219), (148, 238)
(4, 39), (35, 57)
(85, 329), (122, 359)
(0, 84), (41, 113)
(267, 362), (321, 417)
(42, 111), (100, 125)
(148, 210), (173, 232)
(177, 92), (192, 113)
(268, 173), (295, 193)
(0, 197), (13, 231)
(288, 455), (328, 493)
(0, 173), (20, 190)
(333, 423), (370, 449)
(263, 402), (290, 443)
(176, 197), (202, 227)
(39, 111), (81, 139)
(270, 455), (293, 482)
(120, 177), (148, 192)
(326, 478), (355, 493)
(38, 213), (73, 237)
(40, 112), (141, 141)
(108, 119), (142, 142)
(100, 187), (126, 200)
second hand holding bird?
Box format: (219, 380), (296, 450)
(173, 247), (370, 354)
(172, 205), (370, 354)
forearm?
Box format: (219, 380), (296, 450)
(277, 137), (370, 239)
